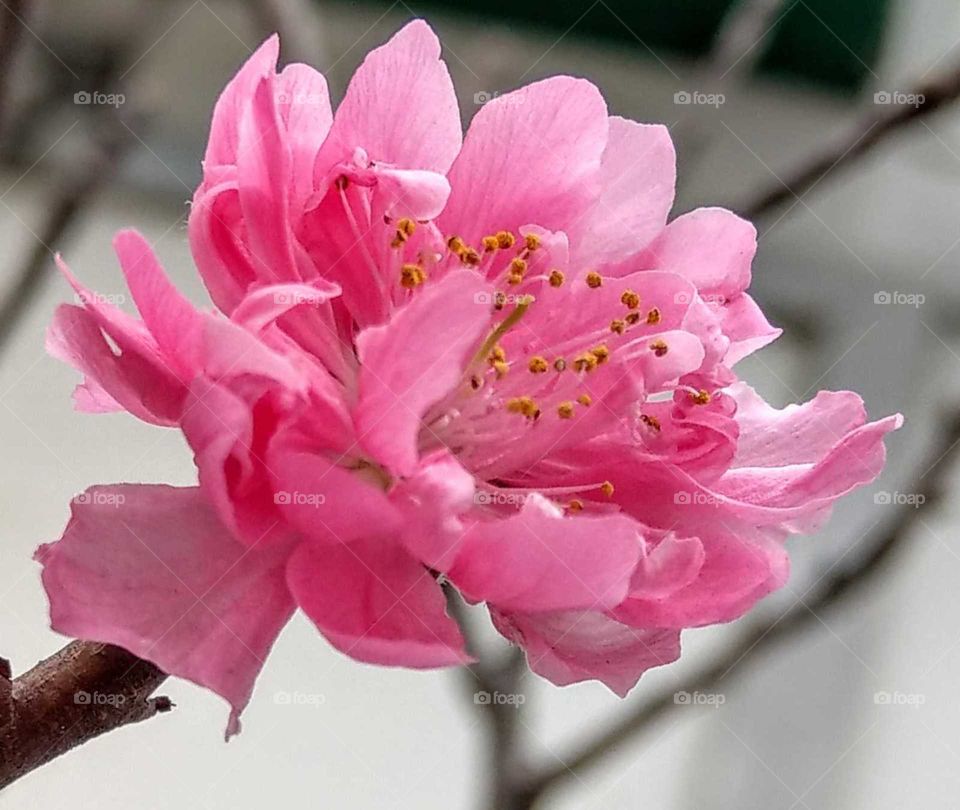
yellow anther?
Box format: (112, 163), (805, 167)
(557, 401), (575, 419)
(641, 413), (661, 431)
(610, 319), (626, 334)
(646, 307), (662, 325)
(528, 356), (549, 373)
(506, 396), (539, 418)
(600, 481), (615, 497)
(691, 389), (711, 405)
(567, 499), (584, 512)
(400, 263), (426, 289)
(621, 290), (640, 309)
(577, 393), (592, 407)
(590, 345), (610, 365)
(397, 218), (416, 237)
(574, 353), (598, 373)
(482, 235), (500, 251)
(447, 235), (466, 254)
(510, 257), (527, 275)
(524, 233), (541, 251)
(494, 291), (507, 311)
(548, 269), (565, 288)
(553, 358), (567, 372)
(493, 360), (510, 378)
(460, 247), (481, 266)
(649, 340), (669, 357)
(625, 311), (641, 326)
(586, 271), (603, 289)
(508, 273), (524, 286)
(496, 231), (516, 249)
(488, 345), (506, 364)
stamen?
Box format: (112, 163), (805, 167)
(610, 319), (626, 334)
(621, 290), (640, 309)
(482, 235), (499, 251)
(460, 247), (481, 266)
(590, 345), (610, 365)
(646, 307), (661, 325)
(528, 356), (549, 373)
(524, 233), (541, 251)
(548, 269), (565, 287)
(641, 413), (661, 431)
(586, 271), (603, 289)
(625, 312), (641, 326)
(574, 353), (598, 373)
(506, 396), (539, 418)
(400, 263), (426, 288)
(496, 231), (516, 249)
(492, 361), (509, 379)
(473, 296), (534, 366)
(600, 481), (615, 497)
(567, 499), (584, 512)
(577, 393), (592, 407)
(650, 340), (669, 357)
(690, 389), (711, 405)
(557, 401), (575, 419)
(553, 358), (567, 372)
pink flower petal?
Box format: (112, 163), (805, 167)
(314, 20), (461, 177)
(569, 117), (676, 268)
(37, 485), (296, 737)
(287, 537), (469, 667)
(440, 76), (608, 245)
(492, 609), (681, 697)
(355, 270), (492, 476)
(448, 495), (640, 613)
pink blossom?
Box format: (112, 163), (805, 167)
(37, 20), (901, 732)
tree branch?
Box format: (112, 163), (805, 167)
(0, 641), (171, 790)
(744, 59), (960, 220)
(521, 411), (960, 804)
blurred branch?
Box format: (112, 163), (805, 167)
(0, 641), (171, 790)
(522, 410), (960, 805)
(247, 0), (323, 65)
(0, 0), (30, 137)
(744, 59), (960, 221)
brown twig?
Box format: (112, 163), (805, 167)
(0, 641), (171, 789)
(520, 411), (960, 804)
(744, 59), (960, 221)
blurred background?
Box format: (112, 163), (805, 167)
(1, 0), (959, 807)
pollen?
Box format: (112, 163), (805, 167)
(691, 389), (711, 405)
(590, 345), (610, 365)
(397, 218), (416, 237)
(496, 230), (516, 249)
(646, 307), (661, 325)
(567, 499), (584, 512)
(577, 393), (592, 407)
(650, 339), (669, 357)
(621, 290), (640, 309)
(610, 319), (625, 334)
(488, 345), (506, 364)
(548, 269), (565, 287)
(447, 235), (466, 254)
(494, 291), (507, 311)
(524, 233), (541, 251)
(528, 356), (549, 373)
(557, 401), (575, 419)
(482, 235), (500, 251)
(506, 396), (539, 418)
(460, 247), (481, 266)
(574, 353), (598, 373)
(586, 271), (603, 289)
(400, 263), (426, 288)
(508, 257), (527, 285)
(641, 413), (661, 431)
(492, 360), (509, 378)
(625, 311), (641, 326)
(600, 481), (615, 497)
